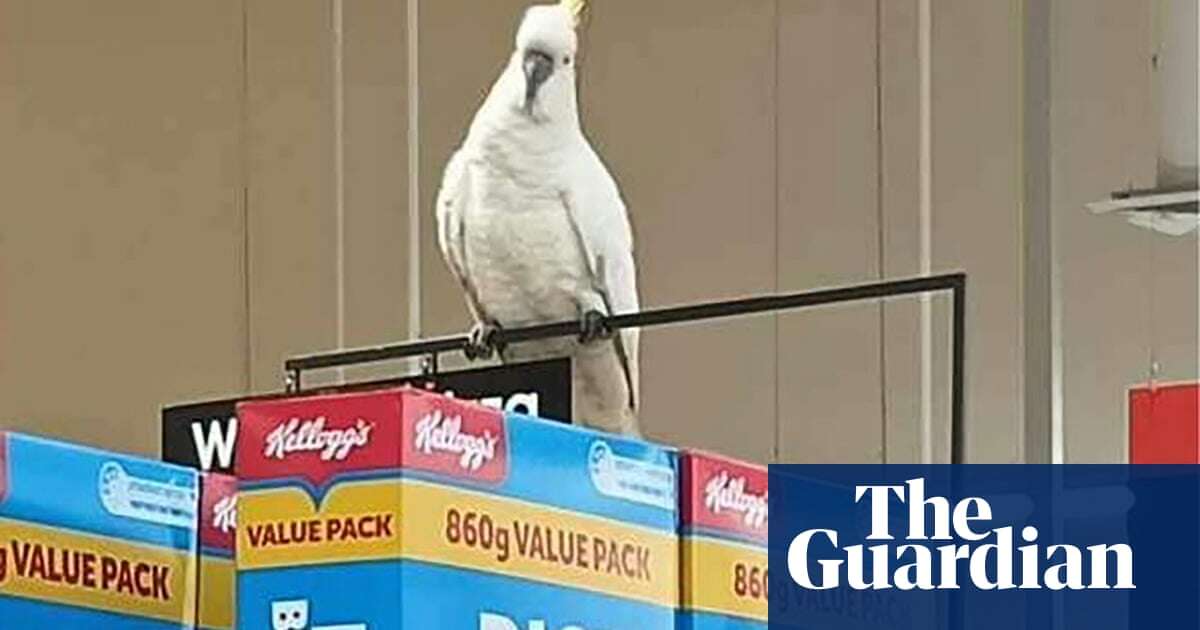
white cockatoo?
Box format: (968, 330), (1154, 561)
(435, 0), (641, 436)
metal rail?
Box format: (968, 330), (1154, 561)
(285, 272), (968, 463)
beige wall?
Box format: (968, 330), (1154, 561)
(1053, 0), (1198, 463)
(934, 0), (1027, 463)
(776, 0), (884, 464)
(577, 0), (782, 462)
(245, 0), (338, 392)
(245, 0), (410, 391)
(0, 0), (1193, 464)
(0, 0), (248, 454)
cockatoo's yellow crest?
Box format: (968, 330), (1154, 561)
(560, 0), (586, 26)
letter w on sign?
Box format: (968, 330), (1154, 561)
(192, 419), (237, 472)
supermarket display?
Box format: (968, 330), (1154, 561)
(0, 388), (781, 628)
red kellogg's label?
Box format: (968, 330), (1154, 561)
(682, 451), (768, 544)
(401, 391), (508, 484)
(200, 473), (238, 553)
(237, 391), (402, 487)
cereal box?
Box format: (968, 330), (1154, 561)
(236, 387), (679, 629)
(0, 432), (199, 628)
(197, 472), (236, 629)
(679, 451), (767, 629)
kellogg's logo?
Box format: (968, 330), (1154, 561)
(213, 494), (237, 534)
(264, 417), (373, 462)
(200, 474), (237, 552)
(404, 398), (507, 484)
(705, 470), (768, 529)
(237, 393), (402, 489)
(414, 410), (498, 471)
(686, 454), (768, 543)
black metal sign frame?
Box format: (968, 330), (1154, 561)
(284, 273), (968, 463)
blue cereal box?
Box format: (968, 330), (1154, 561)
(679, 451), (768, 630)
(236, 387), (678, 630)
(0, 432), (200, 628)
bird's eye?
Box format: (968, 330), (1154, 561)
(563, 56), (571, 65)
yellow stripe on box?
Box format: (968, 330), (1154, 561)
(238, 480), (402, 569)
(239, 477), (677, 607)
(0, 517), (196, 623)
(400, 480), (677, 608)
(682, 535), (768, 622)
(199, 554), (234, 629)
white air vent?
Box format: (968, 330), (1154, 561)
(1087, 0), (1198, 235)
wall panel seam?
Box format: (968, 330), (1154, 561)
(333, 0), (346, 385)
(240, 0), (252, 390)
(772, 0), (781, 463)
(875, 0), (888, 463)
(407, 0), (422, 344)
(919, 0), (934, 463)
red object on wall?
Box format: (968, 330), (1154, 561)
(1130, 382), (1200, 463)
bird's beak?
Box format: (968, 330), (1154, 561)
(523, 49), (555, 116)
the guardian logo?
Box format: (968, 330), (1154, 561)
(787, 478), (1135, 591)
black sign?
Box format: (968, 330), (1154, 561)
(161, 358), (572, 474)
(162, 399), (240, 473)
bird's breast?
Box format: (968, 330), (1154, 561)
(464, 168), (590, 327)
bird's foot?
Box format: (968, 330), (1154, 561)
(464, 320), (504, 360)
(578, 309), (613, 344)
